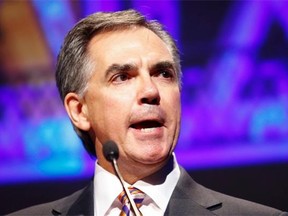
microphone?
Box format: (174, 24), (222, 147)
(103, 141), (142, 216)
(103, 140), (119, 162)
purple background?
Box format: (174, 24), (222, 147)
(0, 1), (288, 184)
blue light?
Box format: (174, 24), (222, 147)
(32, 0), (76, 57)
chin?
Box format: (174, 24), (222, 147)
(136, 152), (170, 165)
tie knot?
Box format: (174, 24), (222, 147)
(118, 186), (145, 208)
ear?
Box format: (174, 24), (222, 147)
(64, 92), (91, 131)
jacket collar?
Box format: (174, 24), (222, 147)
(50, 166), (221, 216)
(164, 167), (222, 215)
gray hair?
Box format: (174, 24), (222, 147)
(55, 9), (181, 157)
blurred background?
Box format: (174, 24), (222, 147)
(0, 0), (287, 214)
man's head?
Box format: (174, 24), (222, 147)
(56, 9), (181, 181)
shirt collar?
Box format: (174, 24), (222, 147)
(94, 164), (123, 216)
(134, 154), (180, 211)
(94, 153), (180, 215)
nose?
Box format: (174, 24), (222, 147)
(137, 76), (160, 105)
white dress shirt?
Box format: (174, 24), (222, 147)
(94, 154), (180, 216)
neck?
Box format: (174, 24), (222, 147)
(119, 157), (171, 184)
(98, 154), (173, 184)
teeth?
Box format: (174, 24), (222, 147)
(140, 127), (156, 132)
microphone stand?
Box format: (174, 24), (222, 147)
(112, 158), (143, 216)
(103, 140), (142, 216)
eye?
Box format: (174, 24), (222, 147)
(155, 70), (174, 80)
(160, 70), (173, 78)
(112, 73), (130, 83)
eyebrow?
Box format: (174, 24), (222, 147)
(104, 60), (176, 78)
(150, 61), (176, 74)
(105, 63), (136, 78)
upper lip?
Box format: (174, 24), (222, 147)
(129, 110), (166, 129)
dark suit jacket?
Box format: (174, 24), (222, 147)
(8, 167), (288, 216)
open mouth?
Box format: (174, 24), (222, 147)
(130, 120), (163, 130)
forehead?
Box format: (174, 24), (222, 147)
(87, 27), (173, 66)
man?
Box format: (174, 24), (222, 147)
(8, 9), (287, 216)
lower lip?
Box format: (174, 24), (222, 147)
(129, 126), (164, 140)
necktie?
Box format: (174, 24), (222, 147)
(118, 186), (145, 216)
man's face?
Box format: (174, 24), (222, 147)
(83, 27), (181, 172)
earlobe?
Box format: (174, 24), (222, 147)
(64, 92), (91, 131)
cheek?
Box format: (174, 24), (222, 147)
(93, 93), (130, 129)
(168, 91), (181, 135)
(168, 90), (181, 114)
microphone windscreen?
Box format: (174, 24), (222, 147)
(103, 140), (119, 162)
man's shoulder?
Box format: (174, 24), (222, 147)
(171, 166), (288, 215)
(7, 198), (62, 216)
(208, 187), (287, 215)
(6, 183), (92, 216)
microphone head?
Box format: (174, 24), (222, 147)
(103, 140), (119, 162)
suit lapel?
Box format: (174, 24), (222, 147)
(164, 167), (222, 216)
(164, 199), (218, 215)
(49, 166), (221, 216)
(52, 181), (94, 216)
